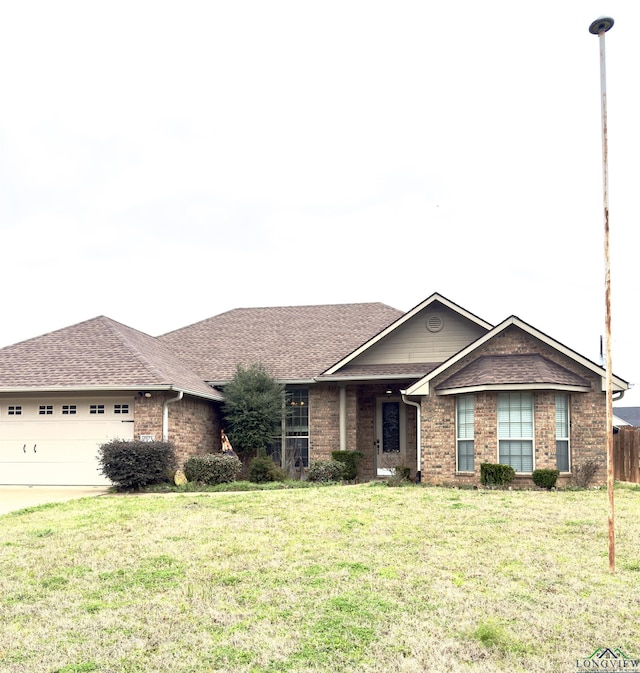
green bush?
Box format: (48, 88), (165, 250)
(307, 460), (345, 483)
(532, 468), (560, 490)
(331, 451), (364, 481)
(183, 453), (242, 485)
(98, 439), (176, 490)
(222, 364), (285, 458)
(480, 463), (516, 487)
(248, 456), (287, 483)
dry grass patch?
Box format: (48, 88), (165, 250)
(1, 484), (639, 672)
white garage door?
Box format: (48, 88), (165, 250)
(0, 398), (135, 485)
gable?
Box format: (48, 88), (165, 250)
(405, 318), (628, 396)
(320, 294), (492, 380)
(350, 301), (489, 367)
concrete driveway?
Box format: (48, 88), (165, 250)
(0, 486), (110, 516)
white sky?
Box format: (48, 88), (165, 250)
(1, 1), (638, 405)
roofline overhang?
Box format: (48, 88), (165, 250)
(316, 374), (427, 383)
(434, 383), (593, 396)
(0, 384), (223, 402)
(321, 292), (493, 377)
(209, 378), (316, 387)
(404, 315), (629, 396)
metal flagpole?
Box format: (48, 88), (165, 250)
(588, 16), (615, 573)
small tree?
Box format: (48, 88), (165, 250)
(222, 363), (285, 459)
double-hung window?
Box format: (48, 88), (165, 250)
(456, 395), (474, 472)
(555, 394), (570, 471)
(498, 392), (534, 472)
(269, 388), (309, 468)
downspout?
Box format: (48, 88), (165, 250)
(402, 394), (421, 483)
(163, 391), (184, 442)
(613, 390), (625, 402)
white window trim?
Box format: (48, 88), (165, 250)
(456, 394), (475, 473)
(497, 392), (535, 474)
(556, 394), (571, 473)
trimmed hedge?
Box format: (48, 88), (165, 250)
(307, 460), (345, 483)
(183, 453), (242, 485)
(331, 451), (364, 481)
(480, 463), (516, 487)
(98, 439), (176, 489)
(532, 468), (560, 490)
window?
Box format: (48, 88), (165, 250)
(62, 405), (77, 415)
(90, 404), (105, 414)
(456, 395), (474, 472)
(114, 404), (129, 414)
(498, 392), (534, 472)
(39, 405), (53, 415)
(556, 394), (570, 471)
(8, 405), (22, 415)
(269, 388), (309, 468)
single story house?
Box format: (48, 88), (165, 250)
(0, 293), (629, 486)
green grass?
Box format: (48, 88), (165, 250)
(1, 484), (639, 672)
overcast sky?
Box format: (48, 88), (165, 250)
(1, 1), (638, 404)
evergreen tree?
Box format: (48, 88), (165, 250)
(222, 363), (285, 458)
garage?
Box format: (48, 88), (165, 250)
(0, 397), (135, 485)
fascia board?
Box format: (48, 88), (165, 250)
(322, 292), (493, 377)
(209, 379), (316, 387)
(0, 385), (224, 402)
(317, 374), (426, 383)
(435, 383), (592, 396)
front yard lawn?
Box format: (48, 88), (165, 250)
(1, 483), (639, 672)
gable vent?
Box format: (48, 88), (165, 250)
(426, 315), (444, 333)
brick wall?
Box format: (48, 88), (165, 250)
(418, 326), (607, 486)
(309, 385), (340, 460)
(310, 383), (417, 482)
(168, 396), (221, 465)
(134, 392), (221, 467)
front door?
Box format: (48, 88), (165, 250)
(375, 397), (406, 477)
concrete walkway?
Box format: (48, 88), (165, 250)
(0, 486), (110, 517)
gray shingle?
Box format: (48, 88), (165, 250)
(436, 354), (591, 390)
(0, 316), (222, 399)
(158, 303), (404, 382)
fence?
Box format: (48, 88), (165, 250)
(614, 426), (640, 483)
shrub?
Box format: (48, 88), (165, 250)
(532, 468), (560, 490)
(480, 463), (516, 487)
(248, 456), (287, 483)
(331, 451), (364, 481)
(386, 473), (413, 488)
(183, 453), (242, 485)
(307, 460), (345, 483)
(395, 466), (411, 481)
(98, 439), (176, 490)
(572, 459), (600, 488)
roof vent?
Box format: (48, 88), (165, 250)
(426, 315), (444, 333)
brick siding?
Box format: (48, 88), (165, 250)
(419, 326), (607, 486)
(310, 383), (416, 482)
(134, 393), (221, 467)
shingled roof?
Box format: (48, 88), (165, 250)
(0, 316), (222, 400)
(436, 354), (592, 392)
(158, 303), (404, 382)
